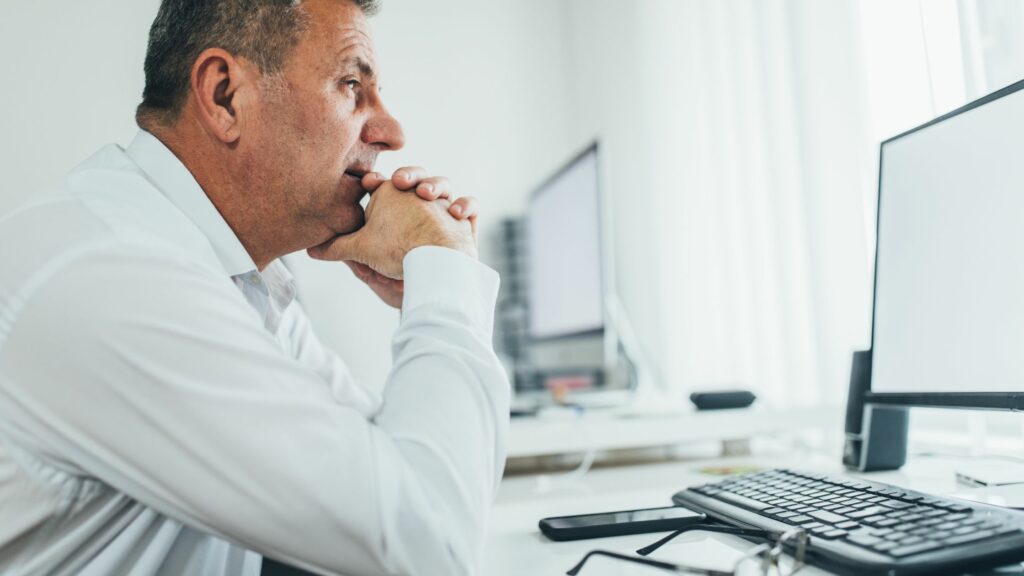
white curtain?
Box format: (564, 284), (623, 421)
(562, 0), (875, 407)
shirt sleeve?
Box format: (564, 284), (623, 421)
(0, 242), (509, 576)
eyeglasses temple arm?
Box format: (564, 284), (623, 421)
(636, 524), (779, 556)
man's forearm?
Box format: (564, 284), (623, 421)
(370, 245), (509, 575)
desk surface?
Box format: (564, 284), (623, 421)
(483, 443), (1018, 575)
(508, 404), (841, 459)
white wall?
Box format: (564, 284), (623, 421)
(0, 1), (155, 215)
(0, 0), (573, 390)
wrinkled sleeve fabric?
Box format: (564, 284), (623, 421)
(0, 242), (509, 576)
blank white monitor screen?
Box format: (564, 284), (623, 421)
(527, 147), (604, 339)
(872, 85), (1024, 394)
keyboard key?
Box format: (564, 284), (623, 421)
(821, 529), (848, 539)
(717, 492), (772, 511)
(789, 515), (812, 523)
(848, 507), (888, 519)
(889, 541), (942, 558)
(880, 499), (913, 510)
(809, 510), (848, 524)
(944, 530), (995, 546)
(836, 521), (860, 530)
(846, 533), (883, 547)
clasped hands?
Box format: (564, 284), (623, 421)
(307, 167), (479, 308)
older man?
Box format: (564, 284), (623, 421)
(0, 0), (509, 575)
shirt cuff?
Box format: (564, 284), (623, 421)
(401, 246), (500, 335)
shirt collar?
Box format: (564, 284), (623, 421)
(125, 130), (257, 277)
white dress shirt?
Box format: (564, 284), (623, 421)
(0, 131), (509, 576)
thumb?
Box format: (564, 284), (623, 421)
(307, 231), (366, 263)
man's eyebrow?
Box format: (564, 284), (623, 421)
(337, 55), (376, 79)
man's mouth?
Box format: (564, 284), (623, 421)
(344, 169), (367, 182)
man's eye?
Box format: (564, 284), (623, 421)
(342, 79), (361, 91)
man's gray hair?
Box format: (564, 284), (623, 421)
(136, 0), (380, 127)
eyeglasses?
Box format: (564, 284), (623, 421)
(565, 524), (809, 576)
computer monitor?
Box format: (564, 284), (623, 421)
(520, 142), (630, 402)
(526, 143), (605, 341)
(866, 78), (1024, 411)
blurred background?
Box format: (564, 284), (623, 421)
(3, 0), (1024, 453)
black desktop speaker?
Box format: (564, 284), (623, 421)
(842, 349), (909, 472)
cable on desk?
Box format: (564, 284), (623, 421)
(533, 404), (598, 495)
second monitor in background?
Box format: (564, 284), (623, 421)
(518, 142), (641, 406)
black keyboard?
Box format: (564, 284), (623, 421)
(674, 469), (1024, 575)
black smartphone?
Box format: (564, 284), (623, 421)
(538, 506), (705, 541)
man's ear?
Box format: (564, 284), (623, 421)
(189, 48), (250, 144)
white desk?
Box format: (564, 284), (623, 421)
(484, 443), (1024, 575)
(508, 404), (842, 459)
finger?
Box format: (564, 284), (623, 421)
(391, 166), (428, 190)
(360, 172), (387, 193)
(414, 176), (452, 201)
(344, 260), (373, 282)
(448, 196), (478, 220)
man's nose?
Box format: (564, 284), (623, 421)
(363, 106), (405, 151)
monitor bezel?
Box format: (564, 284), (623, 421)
(865, 77), (1024, 410)
(524, 141), (608, 343)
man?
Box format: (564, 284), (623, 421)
(0, 0), (509, 575)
